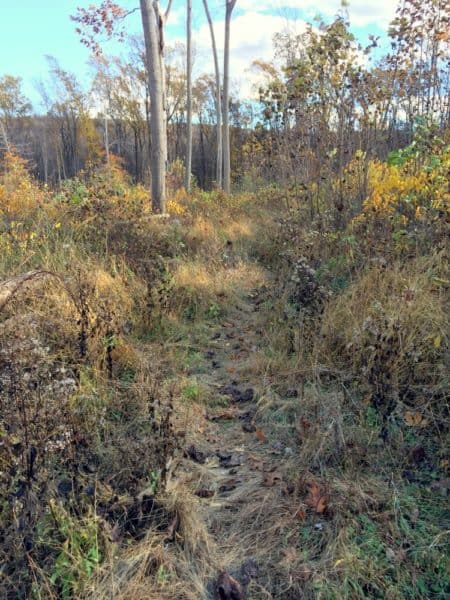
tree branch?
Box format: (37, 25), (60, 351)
(164, 0), (174, 23)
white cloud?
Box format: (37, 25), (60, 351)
(166, 6), (184, 27)
(192, 12), (307, 98)
(171, 0), (397, 101)
(237, 0), (397, 27)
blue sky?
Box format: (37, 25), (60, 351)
(1, 0), (396, 109)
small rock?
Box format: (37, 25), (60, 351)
(83, 462), (97, 474)
(185, 444), (206, 464)
(239, 557), (259, 586)
(219, 480), (239, 493)
(57, 479), (73, 497)
(195, 489), (215, 498)
(218, 451), (245, 468)
(240, 388), (254, 402)
(215, 571), (244, 600)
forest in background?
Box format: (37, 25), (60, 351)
(1, 0), (449, 194)
(0, 1), (449, 598)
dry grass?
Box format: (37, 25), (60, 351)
(87, 485), (217, 600)
(317, 253), (449, 418)
(1, 151), (448, 598)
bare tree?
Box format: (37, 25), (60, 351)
(202, 0), (222, 188)
(185, 0), (193, 191)
(140, 0), (173, 213)
(73, 0), (173, 212)
(223, 0), (237, 194)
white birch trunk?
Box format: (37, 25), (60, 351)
(223, 0), (236, 194)
(202, 0), (222, 188)
(140, 0), (167, 213)
(185, 0), (193, 192)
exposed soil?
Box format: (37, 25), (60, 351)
(168, 275), (292, 597)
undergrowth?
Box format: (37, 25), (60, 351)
(0, 139), (448, 599)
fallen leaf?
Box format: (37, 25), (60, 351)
(215, 571), (244, 600)
(166, 514), (179, 541)
(281, 547), (298, 564)
(297, 415), (312, 440)
(208, 408), (239, 421)
(430, 479), (450, 496)
(294, 508), (307, 521)
(410, 507), (419, 524)
(108, 522), (121, 543)
(395, 548), (407, 563)
(255, 428), (266, 442)
(305, 482), (327, 514)
(404, 411), (428, 427)
(300, 416), (311, 431)
(263, 470), (283, 487)
(408, 445), (426, 464)
(248, 456), (264, 471)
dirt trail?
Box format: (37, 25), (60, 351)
(172, 273), (286, 596)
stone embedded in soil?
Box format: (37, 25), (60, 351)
(195, 488), (215, 498)
(238, 558), (259, 587)
(185, 444), (206, 464)
(217, 451), (245, 468)
(219, 479), (240, 493)
(57, 479), (73, 497)
(214, 571), (244, 600)
(220, 384), (255, 403)
(240, 388), (254, 402)
(220, 384), (240, 400)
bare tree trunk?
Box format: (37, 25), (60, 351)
(0, 121), (10, 152)
(202, 0), (222, 188)
(223, 0), (236, 194)
(140, 0), (168, 213)
(185, 0), (193, 192)
(104, 112), (110, 172)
